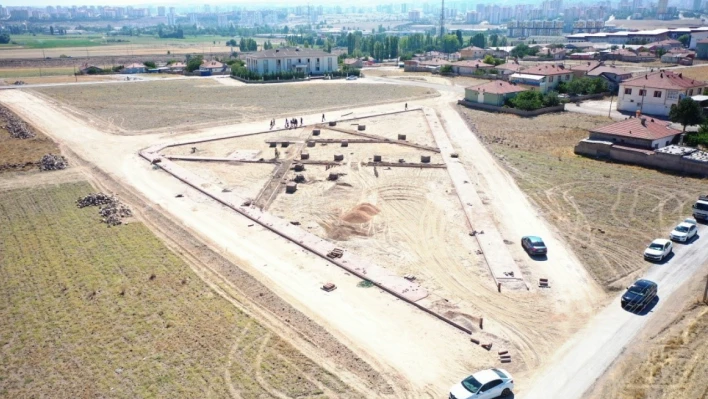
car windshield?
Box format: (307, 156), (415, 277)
(628, 286), (646, 295)
(649, 243), (664, 250)
(695, 202), (708, 211)
(461, 376), (482, 393)
(675, 226), (689, 233)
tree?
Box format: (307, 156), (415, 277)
(483, 54), (496, 65)
(455, 30), (463, 46)
(346, 33), (355, 55)
(510, 43), (531, 58)
(669, 98), (705, 132)
(373, 42), (384, 61)
(440, 64), (453, 74)
(510, 90), (544, 110)
(442, 34), (460, 54)
(186, 55), (203, 72)
(543, 91), (561, 107)
(143, 61), (156, 68)
(678, 34), (691, 47)
(0, 33), (10, 44)
(50, 26), (54, 35)
(489, 34), (499, 47)
(687, 121), (708, 147)
(470, 33), (486, 49)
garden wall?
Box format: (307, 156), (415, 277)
(457, 99), (565, 117)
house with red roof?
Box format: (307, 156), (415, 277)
(464, 81), (528, 106)
(617, 70), (708, 116)
(459, 46), (486, 60)
(509, 64), (573, 93)
(588, 117), (681, 150)
(451, 59), (494, 76)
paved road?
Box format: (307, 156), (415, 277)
(522, 224), (708, 399)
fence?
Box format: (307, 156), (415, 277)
(457, 99), (565, 117)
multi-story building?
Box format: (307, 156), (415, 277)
(157, 6), (165, 16)
(408, 10), (421, 21)
(244, 48), (339, 76)
(617, 71), (707, 117)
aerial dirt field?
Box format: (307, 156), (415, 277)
(680, 65), (708, 82)
(457, 107), (706, 289)
(0, 74), (118, 85)
(363, 67), (487, 87)
(0, 107), (59, 171)
(165, 109), (602, 380)
(0, 180), (365, 398)
(32, 80), (436, 132)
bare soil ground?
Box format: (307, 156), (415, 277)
(0, 181), (362, 398)
(680, 65), (708, 82)
(0, 110), (59, 171)
(0, 75), (117, 85)
(363, 68), (487, 87)
(457, 107), (707, 289)
(33, 79), (436, 132)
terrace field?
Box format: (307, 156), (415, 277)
(34, 79), (436, 132)
(457, 107), (707, 289)
(0, 181), (360, 398)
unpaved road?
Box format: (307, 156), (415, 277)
(522, 225), (708, 399)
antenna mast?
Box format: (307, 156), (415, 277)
(439, 0), (445, 39)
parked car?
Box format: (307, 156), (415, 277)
(346, 75), (358, 80)
(643, 239), (673, 262)
(621, 279), (658, 310)
(449, 368), (514, 399)
(521, 236), (547, 256)
(670, 220), (697, 243)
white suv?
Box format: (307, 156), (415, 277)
(644, 239), (673, 262)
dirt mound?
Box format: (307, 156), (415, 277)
(340, 203), (380, 224)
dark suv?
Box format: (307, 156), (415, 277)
(621, 279), (657, 311)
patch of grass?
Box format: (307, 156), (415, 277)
(35, 79), (436, 131)
(0, 182), (358, 398)
(458, 107), (706, 288)
(5, 34), (109, 49)
(0, 67), (77, 78)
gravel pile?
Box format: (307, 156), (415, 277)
(76, 193), (133, 226)
(39, 154), (68, 171)
(0, 105), (36, 139)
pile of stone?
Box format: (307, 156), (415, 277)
(76, 193), (133, 226)
(0, 106), (36, 139)
(39, 154), (68, 171)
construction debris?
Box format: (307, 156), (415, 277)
(1, 105), (36, 139)
(39, 154), (68, 171)
(327, 248), (344, 258)
(322, 282), (337, 292)
(76, 193), (133, 226)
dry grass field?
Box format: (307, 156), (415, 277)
(0, 75), (117, 85)
(457, 107), (707, 289)
(0, 181), (360, 398)
(0, 114), (59, 171)
(33, 79), (436, 132)
(593, 301), (708, 399)
(680, 65), (708, 82)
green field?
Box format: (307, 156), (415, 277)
(0, 34), (256, 50)
(0, 67), (76, 78)
(0, 181), (358, 398)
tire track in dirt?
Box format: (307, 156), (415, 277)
(224, 324), (252, 399)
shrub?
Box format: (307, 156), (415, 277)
(440, 64), (453, 74)
(510, 91), (544, 111)
(143, 61), (156, 69)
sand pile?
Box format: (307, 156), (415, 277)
(341, 203), (380, 224)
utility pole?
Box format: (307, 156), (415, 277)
(703, 274), (708, 303)
(439, 0), (445, 39)
(608, 94), (613, 118)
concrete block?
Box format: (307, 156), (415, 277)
(312, 129), (321, 135)
(307, 140), (316, 147)
(328, 172), (339, 181)
(373, 155), (382, 162)
(269, 142), (277, 148)
(281, 141), (290, 148)
(334, 154), (344, 161)
(421, 155), (431, 163)
(398, 134), (407, 140)
(285, 182), (297, 193)
(300, 152), (309, 160)
(341, 140), (349, 147)
(358, 125), (366, 131)
(329, 121), (337, 126)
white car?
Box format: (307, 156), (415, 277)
(643, 238), (673, 262)
(346, 75), (358, 80)
(670, 220), (697, 242)
(449, 368), (514, 399)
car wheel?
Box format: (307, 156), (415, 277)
(501, 388), (512, 397)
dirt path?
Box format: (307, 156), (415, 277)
(522, 226), (708, 399)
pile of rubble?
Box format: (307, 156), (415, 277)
(0, 106), (36, 139)
(76, 193), (133, 226)
(39, 154), (68, 171)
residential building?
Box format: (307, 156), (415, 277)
(122, 63), (147, 74)
(200, 60), (227, 74)
(168, 62), (187, 72)
(617, 71), (708, 116)
(451, 60), (494, 76)
(570, 60), (601, 78)
(696, 39), (708, 59)
(403, 59), (450, 72)
(343, 58), (363, 69)
(648, 39), (681, 51)
(243, 48), (338, 76)
(464, 81), (527, 106)
(586, 65), (633, 92)
(510, 64), (573, 93)
(495, 61), (525, 79)
(588, 117), (681, 150)
(459, 46), (486, 60)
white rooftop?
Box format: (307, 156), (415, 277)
(655, 145), (697, 156)
(510, 73), (545, 81)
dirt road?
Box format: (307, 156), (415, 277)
(521, 225), (708, 399)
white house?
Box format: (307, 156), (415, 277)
(243, 47), (338, 76)
(199, 60), (227, 74)
(122, 63), (147, 74)
(617, 71), (708, 117)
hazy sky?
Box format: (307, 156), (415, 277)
(3, 0), (380, 6)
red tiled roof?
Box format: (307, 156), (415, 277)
(622, 70), (705, 89)
(467, 81), (527, 95)
(591, 117), (681, 141)
(453, 60), (489, 68)
(461, 46), (484, 51)
(522, 64), (570, 76)
(125, 63), (146, 69)
(587, 66), (632, 77)
(202, 60), (224, 67)
(570, 61), (601, 72)
(495, 62), (524, 72)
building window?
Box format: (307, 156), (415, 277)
(698, 88), (703, 94)
(688, 89), (694, 96)
(653, 90), (662, 98)
(624, 88), (632, 95)
(639, 89), (646, 96)
(667, 90), (679, 100)
(328, 58), (333, 71)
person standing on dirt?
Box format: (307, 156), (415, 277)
(300, 117), (303, 126)
(405, 103), (408, 110)
(322, 114), (325, 122)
